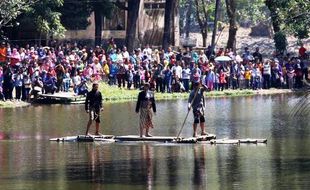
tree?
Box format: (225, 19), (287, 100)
(194, 0), (209, 47)
(211, 0), (221, 49)
(92, 0), (114, 46)
(265, 0), (280, 33)
(0, 0), (36, 32)
(282, 0), (310, 39)
(60, 1), (92, 30)
(60, 0), (114, 45)
(236, 0), (268, 26)
(114, 0), (140, 53)
(163, 0), (176, 51)
(24, 0), (66, 39)
(185, 0), (193, 38)
(265, 0), (309, 53)
(225, 0), (237, 50)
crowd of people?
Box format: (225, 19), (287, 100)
(0, 38), (308, 102)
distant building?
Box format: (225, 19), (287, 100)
(62, 0), (180, 47)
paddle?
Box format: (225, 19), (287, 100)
(176, 86), (200, 140)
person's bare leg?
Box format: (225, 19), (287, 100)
(85, 120), (92, 136)
(140, 124), (144, 137)
(95, 122), (101, 135)
(200, 122), (207, 135)
(193, 123), (198, 137)
(145, 127), (152, 137)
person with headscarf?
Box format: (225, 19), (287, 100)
(135, 83), (156, 137)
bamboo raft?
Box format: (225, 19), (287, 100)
(35, 92), (86, 104)
(49, 135), (115, 142)
(209, 138), (268, 144)
(49, 134), (267, 144)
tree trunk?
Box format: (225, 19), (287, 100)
(265, 0), (287, 53)
(226, 0), (237, 50)
(185, 0), (192, 38)
(94, 7), (102, 46)
(194, 0), (209, 47)
(125, 0), (140, 53)
(265, 0), (280, 33)
(202, 31), (207, 47)
(163, 0), (175, 51)
(211, 0), (220, 50)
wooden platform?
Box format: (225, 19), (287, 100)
(115, 135), (176, 142)
(209, 138), (267, 144)
(35, 92), (86, 104)
(49, 135), (115, 142)
(115, 134), (216, 142)
(49, 134), (266, 145)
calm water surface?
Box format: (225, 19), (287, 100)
(0, 94), (310, 190)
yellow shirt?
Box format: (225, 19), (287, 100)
(245, 70), (251, 80)
(103, 64), (110, 75)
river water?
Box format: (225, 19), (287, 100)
(0, 94), (309, 190)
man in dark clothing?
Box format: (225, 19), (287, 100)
(85, 82), (103, 136)
(188, 81), (207, 137)
(253, 47), (263, 62)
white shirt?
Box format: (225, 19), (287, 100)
(172, 65), (183, 78)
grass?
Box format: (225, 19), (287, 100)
(0, 83), (279, 107)
(99, 82), (255, 102)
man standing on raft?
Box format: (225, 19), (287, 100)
(188, 80), (208, 137)
(136, 83), (156, 137)
(85, 82), (103, 136)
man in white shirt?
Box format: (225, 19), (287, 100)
(142, 44), (152, 59)
(172, 61), (183, 79)
(122, 46), (130, 61)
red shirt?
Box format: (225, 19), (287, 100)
(299, 47), (306, 57)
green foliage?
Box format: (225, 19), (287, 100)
(0, 0), (35, 31)
(274, 31), (288, 53)
(236, 0), (268, 25)
(60, 1), (92, 30)
(26, 0), (66, 37)
(266, 0), (310, 39)
(282, 0), (310, 39)
(60, 0), (114, 30)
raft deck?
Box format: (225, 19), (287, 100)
(114, 134), (216, 142)
(49, 135), (115, 142)
(209, 138), (267, 144)
(49, 134), (267, 144)
(36, 92), (86, 104)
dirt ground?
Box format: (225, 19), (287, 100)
(190, 27), (310, 57)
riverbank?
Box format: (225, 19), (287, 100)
(0, 83), (297, 108)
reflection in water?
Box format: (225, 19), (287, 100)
(0, 94), (310, 189)
(193, 145), (207, 189)
(141, 144), (153, 190)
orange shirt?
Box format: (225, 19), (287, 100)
(0, 47), (7, 62)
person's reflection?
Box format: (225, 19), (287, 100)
(84, 143), (102, 186)
(193, 145), (207, 188)
(141, 144), (154, 190)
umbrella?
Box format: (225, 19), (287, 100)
(215, 56), (232, 62)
